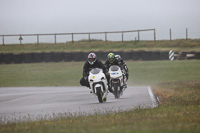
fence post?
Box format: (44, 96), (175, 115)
(2, 35), (5, 45)
(54, 34), (57, 44)
(88, 33), (91, 43)
(186, 28), (188, 40)
(37, 34), (39, 45)
(72, 33), (74, 43)
(105, 32), (107, 42)
(154, 29), (156, 41)
(135, 37), (137, 45)
(138, 31), (140, 41)
(122, 32), (124, 42)
(169, 29), (172, 41)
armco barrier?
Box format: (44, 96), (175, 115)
(0, 51), (199, 64)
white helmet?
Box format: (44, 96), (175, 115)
(115, 54), (121, 60)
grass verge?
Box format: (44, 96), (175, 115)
(0, 39), (200, 53)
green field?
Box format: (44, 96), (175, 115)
(0, 60), (200, 132)
(0, 60), (200, 87)
(1, 39), (200, 53)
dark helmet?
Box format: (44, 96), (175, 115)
(88, 53), (97, 65)
(107, 53), (115, 63)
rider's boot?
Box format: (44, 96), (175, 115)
(86, 85), (92, 93)
(108, 84), (113, 93)
(103, 97), (107, 102)
(124, 81), (127, 88)
(123, 75), (127, 89)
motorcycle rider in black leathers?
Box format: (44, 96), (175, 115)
(105, 53), (128, 89)
(115, 54), (129, 80)
(80, 53), (107, 88)
(104, 53), (124, 72)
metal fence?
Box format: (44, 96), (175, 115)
(0, 29), (156, 45)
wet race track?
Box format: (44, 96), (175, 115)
(0, 86), (158, 123)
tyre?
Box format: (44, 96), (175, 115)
(43, 52), (52, 62)
(96, 87), (103, 103)
(53, 52), (63, 62)
(24, 53), (33, 63)
(33, 53), (43, 63)
(63, 52), (74, 62)
(13, 54), (23, 64)
(3, 53), (13, 64)
(114, 83), (120, 99)
(0, 54), (3, 64)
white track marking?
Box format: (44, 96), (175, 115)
(148, 86), (158, 108)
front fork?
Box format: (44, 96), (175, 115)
(93, 83), (108, 98)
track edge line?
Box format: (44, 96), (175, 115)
(147, 86), (159, 108)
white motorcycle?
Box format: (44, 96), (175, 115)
(109, 65), (127, 98)
(88, 68), (108, 103)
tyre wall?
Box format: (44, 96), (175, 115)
(0, 51), (199, 64)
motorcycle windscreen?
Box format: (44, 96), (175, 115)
(90, 68), (101, 74)
(110, 65), (119, 71)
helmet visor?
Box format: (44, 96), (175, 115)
(109, 58), (114, 62)
(89, 58), (95, 62)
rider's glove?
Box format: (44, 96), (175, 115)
(122, 70), (125, 74)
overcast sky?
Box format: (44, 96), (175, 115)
(0, 0), (200, 40)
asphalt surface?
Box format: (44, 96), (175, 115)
(0, 86), (158, 123)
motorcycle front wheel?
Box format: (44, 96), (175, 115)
(96, 87), (103, 103)
(114, 83), (120, 99)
